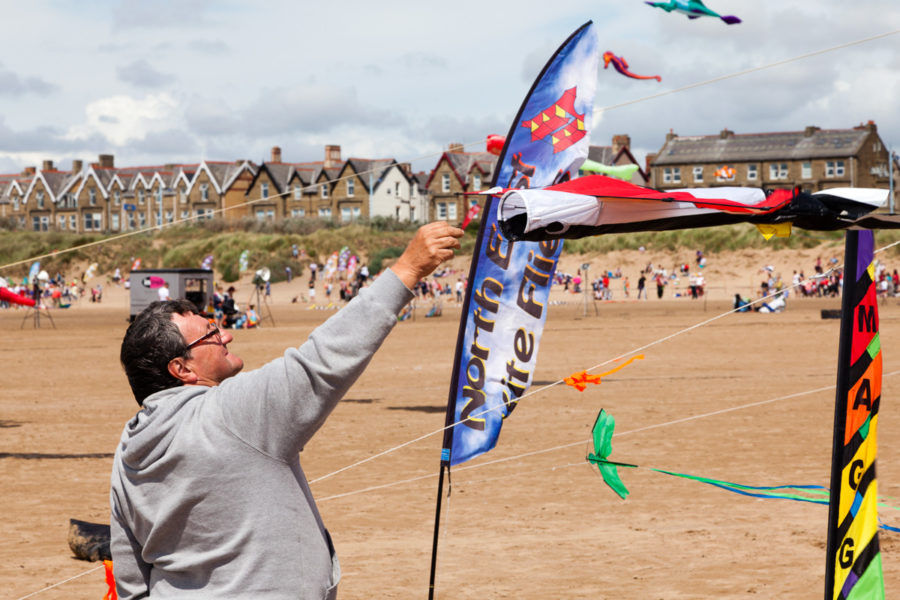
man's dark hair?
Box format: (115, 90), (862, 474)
(121, 299), (199, 406)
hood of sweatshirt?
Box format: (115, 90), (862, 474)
(118, 385), (210, 471)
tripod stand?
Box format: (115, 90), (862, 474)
(21, 303), (56, 329)
(251, 284), (275, 327)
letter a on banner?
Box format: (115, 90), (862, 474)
(439, 22), (599, 467)
(824, 230), (885, 600)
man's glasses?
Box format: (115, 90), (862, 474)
(185, 326), (223, 350)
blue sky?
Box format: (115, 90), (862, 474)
(0, 0), (897, 175)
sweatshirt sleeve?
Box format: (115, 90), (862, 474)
(110, 495), (151, 599)
(215, 269), (413, 461)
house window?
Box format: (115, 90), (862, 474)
(801, 162), (812, 179)
(179, 188), (187, 204)
(138, 189), (145, 205)
(747, 165), (758, 180)
(321, 184), (329, 198)
(473, 174), (481, 190)
(84, 212), (102, 231)
(57, 215), (66, 230)
(293, 185), (301, 200)
(32, 216), (41, 231)
(89, 188), (97, 205)
(447, 202), (457, 221)
(437, 202), (448, 219)
(114, 190), (121, 206)
(181, 210), (190, 220)
(663, 167), (681, 184)
(138, 213), (146, 227)
(255, 209), (274, 221)
(128, 214), (136, 230)
(826, 160), (845, 177)
(441, 173), (450, 193)
(291, 208), (305, 217)
(156, 188), (163, 204)
(200, 183), (209, 201)
(769, 163), (789, 180)
(318, 207), (331, 218)
(165, 211), (173, 224)
(692, 166), (703, 183)
(341, 207), (352, 222)
(261, 182), (269, 199)
(36, 191), (44, 209)
(12, 197), (18, 211)
(395, 182), (401, 197)
(111, 213), (120, 230)
(347, 178), (355, 197)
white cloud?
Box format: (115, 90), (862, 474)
(65, 94), (182, 146)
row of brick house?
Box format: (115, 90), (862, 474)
(648, 121), (897, 195)
(0, 145), (433, 233)
(1, 121), (896, 234)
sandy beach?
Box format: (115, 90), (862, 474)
(3, 241), (899, 599)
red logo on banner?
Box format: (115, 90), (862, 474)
(520, 87), (586, 153)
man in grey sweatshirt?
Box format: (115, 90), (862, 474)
(111, 222), (463, 599)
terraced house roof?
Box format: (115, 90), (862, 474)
(653, 125), (874, 166)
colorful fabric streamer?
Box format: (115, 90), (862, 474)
(564, 355), (644, 391)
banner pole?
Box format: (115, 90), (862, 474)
(427, 463), (447, 600)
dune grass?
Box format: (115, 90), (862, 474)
(3, 220), (900, 283)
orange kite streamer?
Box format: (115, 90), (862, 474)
(564, 355), (644, 391)
(103, 560), (117, 600)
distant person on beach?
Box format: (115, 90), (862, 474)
(157, 281), (170, 302)
(637, 274), (646, 300)
(110, 222), (463, 599)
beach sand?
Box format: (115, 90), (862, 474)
(3, 243), (899, 599)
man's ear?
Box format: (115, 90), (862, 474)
(168, 357), (199, 384)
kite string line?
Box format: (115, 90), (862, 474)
(310, 251), (872, 487)
(3, 30), (897, 273)
(13, 564), (103, 600)
(596, 29), (900, 114)
(317, 370), (900, 502)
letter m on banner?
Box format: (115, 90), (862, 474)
(825, 229), (885, 600)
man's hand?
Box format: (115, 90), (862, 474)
(392, 222), (464, 289)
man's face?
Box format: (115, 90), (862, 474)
(171, 312), (243, 386)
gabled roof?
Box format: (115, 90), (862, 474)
(24, 170), (79, 204)
(194, 160), (258, 195)
(371, 162), (416, 194)
(173, 164), (199, 189)
(652, 126), (876, 166)
(343, 158), (395, 190)
(426, 151), (497, 188)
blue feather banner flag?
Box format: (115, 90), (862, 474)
(440, 22), (599, 466)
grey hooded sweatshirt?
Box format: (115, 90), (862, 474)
(110, 270), (412, 599)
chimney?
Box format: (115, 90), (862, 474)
(645, 153), (657, 172)
(804, 126), (821, 137)
(23, 166), (36, 176)
(271, 146), (282, 163)
(72, 159), (83, 173)
(324, 145), (341, 169)
(854, 120), (877, 133)
(612, 134), (631, 155)
(399, 162), (412, 176)
(42, 160), (54, 171)
(448, 142), (465, 154)
(719, 128), (734, 139)
(665, 129), (677, 143)
(98, 154), (115, 168)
